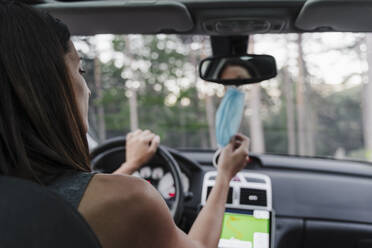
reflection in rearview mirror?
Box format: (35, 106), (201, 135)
(199, 54), (277, 85)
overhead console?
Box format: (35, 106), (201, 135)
(296, 0), (372, 32)
(202, 18), (287, 35)
(194, 7), (294, 35)
(186, 0), (305, 35)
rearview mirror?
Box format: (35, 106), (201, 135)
(199, 54), (277, 85)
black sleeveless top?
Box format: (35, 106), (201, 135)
(47, 171), (96, 208)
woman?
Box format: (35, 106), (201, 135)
(0, 1), (250, 248)
(218, 59), (259, 80)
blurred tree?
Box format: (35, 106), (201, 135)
(74, 32), (370, 162)
(281, 66), (296, 155)
(363, 34), (372, 160)
(296, 33), (309, 156)
(248, 37), (265, 153)
(317, 85), (364, 158)
(99, 35), (211, 147)
(94, 46), (106, 142)
(249, 84), (265, 152)
(125, 36), (139, 131)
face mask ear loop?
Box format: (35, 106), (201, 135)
(213, 147), (223, 168)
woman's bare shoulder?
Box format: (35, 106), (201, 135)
(91, 173), (146, 189)
(79, 173), (150, 212)
(78, 174), (153, 248)
(78, 173), (192, 248)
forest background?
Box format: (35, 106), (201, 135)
(74, 33), (372, 162)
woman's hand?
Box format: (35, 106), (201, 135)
(217, 133), (250, 181)
(113, 129), (160, 175)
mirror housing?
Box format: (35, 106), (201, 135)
(199, 54), (277, 85)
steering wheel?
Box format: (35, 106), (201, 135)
(90, 136), (184, 223)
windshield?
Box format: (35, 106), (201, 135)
(74, 33), (371, 162)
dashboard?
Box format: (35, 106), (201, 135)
(168, 149), (372, 248)
(92, 144), (372, 248)
(132, 165), (190, 200)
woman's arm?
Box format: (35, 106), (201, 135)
(80, 134), (249, 248)
(122, 134), (249, 248)
(187, 173), (230, 247)
(188, 134), (250, 247)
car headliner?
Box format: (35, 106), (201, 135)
(33, 0), (372, 36)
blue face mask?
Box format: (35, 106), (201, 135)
(215, 87), (245, 148)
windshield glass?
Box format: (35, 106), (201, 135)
(74, 33), (371, 162)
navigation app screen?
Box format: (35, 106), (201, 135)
(219, 210), (270, 248)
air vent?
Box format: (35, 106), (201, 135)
(208, 175), (217, 180)
(215, 20), (270, 33)
(270, 19), (285, 32)
(207, 186), (233, 204)
(201, 171), (272, 210)
(203, 18), (285, 35)
(240, 188), (267, 206)
(244, 177), (266, 184)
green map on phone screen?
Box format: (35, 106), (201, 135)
(220, 212), (270, 243)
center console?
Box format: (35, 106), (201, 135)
(201, 171), (274, 248)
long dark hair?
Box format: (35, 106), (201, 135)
(0, 0), (90, 184)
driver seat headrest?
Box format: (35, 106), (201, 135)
(0, 176), (102, 248)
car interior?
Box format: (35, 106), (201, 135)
(2, 0), (372, 248)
